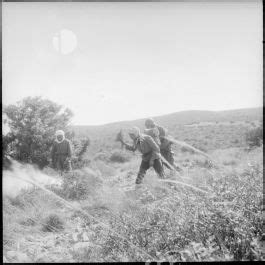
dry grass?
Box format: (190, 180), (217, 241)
(2, 145), (263, 262)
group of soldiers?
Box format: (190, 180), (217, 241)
(51, 118), (178, 184)
(117, 118), (176, 184)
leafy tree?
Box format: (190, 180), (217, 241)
(3, 97), (73, 168)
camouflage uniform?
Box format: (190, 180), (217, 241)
(124, 134), (165, 184)
(51, 139), (72, 172)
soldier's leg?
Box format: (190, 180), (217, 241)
(136, 160), (149, 184)
(153, 159), (165, 179)
(160, 149), (173, 170)
(165, 147), (183, 173)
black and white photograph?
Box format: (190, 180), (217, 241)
(2, 0), (263, 262)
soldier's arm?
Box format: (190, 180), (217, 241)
(123, 142), (137, 152)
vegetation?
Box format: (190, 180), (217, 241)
(52, 169), (103, 200)
(246, 126), (263, 148)
(3, 97), (73, 168)
(42, 214), (65, 232)
(109, 149), (131, 163)
(2, 101), (263, 262)
(71, 137), (91, 169)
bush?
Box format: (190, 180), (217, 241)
(109, 150), (131, 163)
(246, 126), (263, 148)
(42, 213), (65, 232)
(70, 137), (91, 169)
(72, 137), (90, 159)
(56, 169), (103, 200)
(93, 160), (116, 177)
(94, 152), (110, 162)
(3, 97), (73, 168)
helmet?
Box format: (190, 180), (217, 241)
(128, 126), (140, 138)
(145, 118), (155, 128)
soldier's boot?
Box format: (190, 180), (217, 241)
(135, 173), (145, 185)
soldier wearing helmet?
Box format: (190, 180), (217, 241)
(119, 126), (165, 184)
(51, 130), (72, 173)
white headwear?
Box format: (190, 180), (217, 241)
(55, 130), (65, 143)
(55, 130), (65, 136)
(128, 126), (140, 138)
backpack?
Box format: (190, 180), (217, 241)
(144, 128), (161, 146)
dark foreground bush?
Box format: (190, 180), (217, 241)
(246, 126), (263, 148)
(109, 150), (131, 163)
(42, 213), (65, 232)
(54, 169), (103, 200)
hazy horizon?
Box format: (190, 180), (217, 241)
(3, 1), (262, 125)
(72, 106), (262, 127)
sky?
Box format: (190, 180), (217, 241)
(2, 1), (263, 125)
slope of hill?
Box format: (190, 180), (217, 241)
(72, 107), (262, 135)
(3, 109), (263, 262)
(70, 107), (262, 154)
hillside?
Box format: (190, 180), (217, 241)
(72, 107), (262, 134)
(71, 107), (262, 157)
(3, 107), (263, 262)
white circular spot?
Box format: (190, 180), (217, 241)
(52, 29), (77, 54)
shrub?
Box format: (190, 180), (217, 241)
(72, 157), (91, 170)
(232, 139), (239, 144)
(70, 137), (91, 169)
(42, 213), (65, 232)
(109, 150), (131, 163)
(72, 137), (90, 159)
(246, 126), (263, 148)
(94, 152), (110, 162)
(93, 161), (116, 177)
(57, 169), (103, 200)
(223, 159), (238, 166)
(3, 97), (73, 168)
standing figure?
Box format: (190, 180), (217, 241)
(120, 127), (165, 184)
(51, 130), (72, 174)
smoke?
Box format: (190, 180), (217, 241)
(3, 160), (61, 198)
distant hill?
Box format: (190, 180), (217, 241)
(71, 107), (263, 139)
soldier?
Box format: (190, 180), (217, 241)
(119, 127), (165, 184)
(51, 130), (72, 174)
(144, 118), (175, 168)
